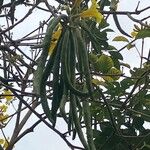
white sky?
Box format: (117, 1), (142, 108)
(1, 0), (150, 150)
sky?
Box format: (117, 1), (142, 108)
(0, 0), (150, 150)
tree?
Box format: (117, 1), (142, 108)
(0, 0), (150, 149)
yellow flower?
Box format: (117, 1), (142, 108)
(0, 139), (4, 144)
(48, 25), (62, 55)
(0, 139), (9, 149)
(0, 104), (8, 112)
(79, 0), (103, 23)
(0, 104), (9, 123)
(3, 140), (9, 149)
(131, 31), (138, 38)
(2, 89), (14, 102)
(0, 114), (9, 122)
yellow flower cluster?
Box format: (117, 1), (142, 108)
(0, 90), (12, 149)
(79, 0), (103, 23)
(2, 89), (14, 102)
(75, 0), (103, 23)
(0, 104), (9, 123)
(0, 89), (12, 124)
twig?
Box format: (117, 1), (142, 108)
(0, 45), (34, 69)
(22, 17), (51, 39)
(0, 81), (83, 150)
(23, 2), (50, 12)
(118, 39), (136, 52)
(14, 115), (84, 150)
(141, 16), (150, 21)
(0, 4), (37, 34)
(9, 100), (38, 149)
(0, 79), (37, 97)
(100, 6), (150, 15)
(44, 0), (58, 17)
(127, 13), (150, 28)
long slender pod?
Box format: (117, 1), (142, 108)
(51, 36), (64, 124)
(75, 28), (94, 100)
(69, 28), (89, 146)
(38, 16), (64, 123)
(74, 28), (96, 150)
(62, 28), (90, 150)
(62, 68), (89, 97)
(82, 99), (96, 150)
(39, 45), (57, 123)
(39, 36), (63, 123)
(70, 94), (90, 150)
(68, 28), (77, 138)
(59, 87), (69, 124)
(79, 22), (101, 54)
(33, 16), (62, 95)
(61, 28), (89, 97)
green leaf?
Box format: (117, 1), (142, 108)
(92, 79), (104, 86)
(97, 54), (114, 73)
(120, 62), (131, 68)
(98, 18), (110, 29)
(89, 53), (98, 63)
(103, 28), (114, 33)
(130, 67), (149, 83)
(136, 29), (150, 39)
(107, 67), (122, 80)
(115, 143), (129, 150)
(100, 121), (114, 135)
(93, 129), (102, 138)
(113, 36), (129, 42)
(133, 116), (144, 130)
(109, 51), (123, 60)
(107, 45), (117, 50)
(98, 0), (111, 8)
(144, 94), (150, 106)
(127, 43), (135, 50)
(109, 51), (123, 69)
(131, 90), (148, 107)
(142, 142), (150, 149)
(90, 103), (107, 120)
(120, 78), (134, 90)
(103, 76), (114, 82)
